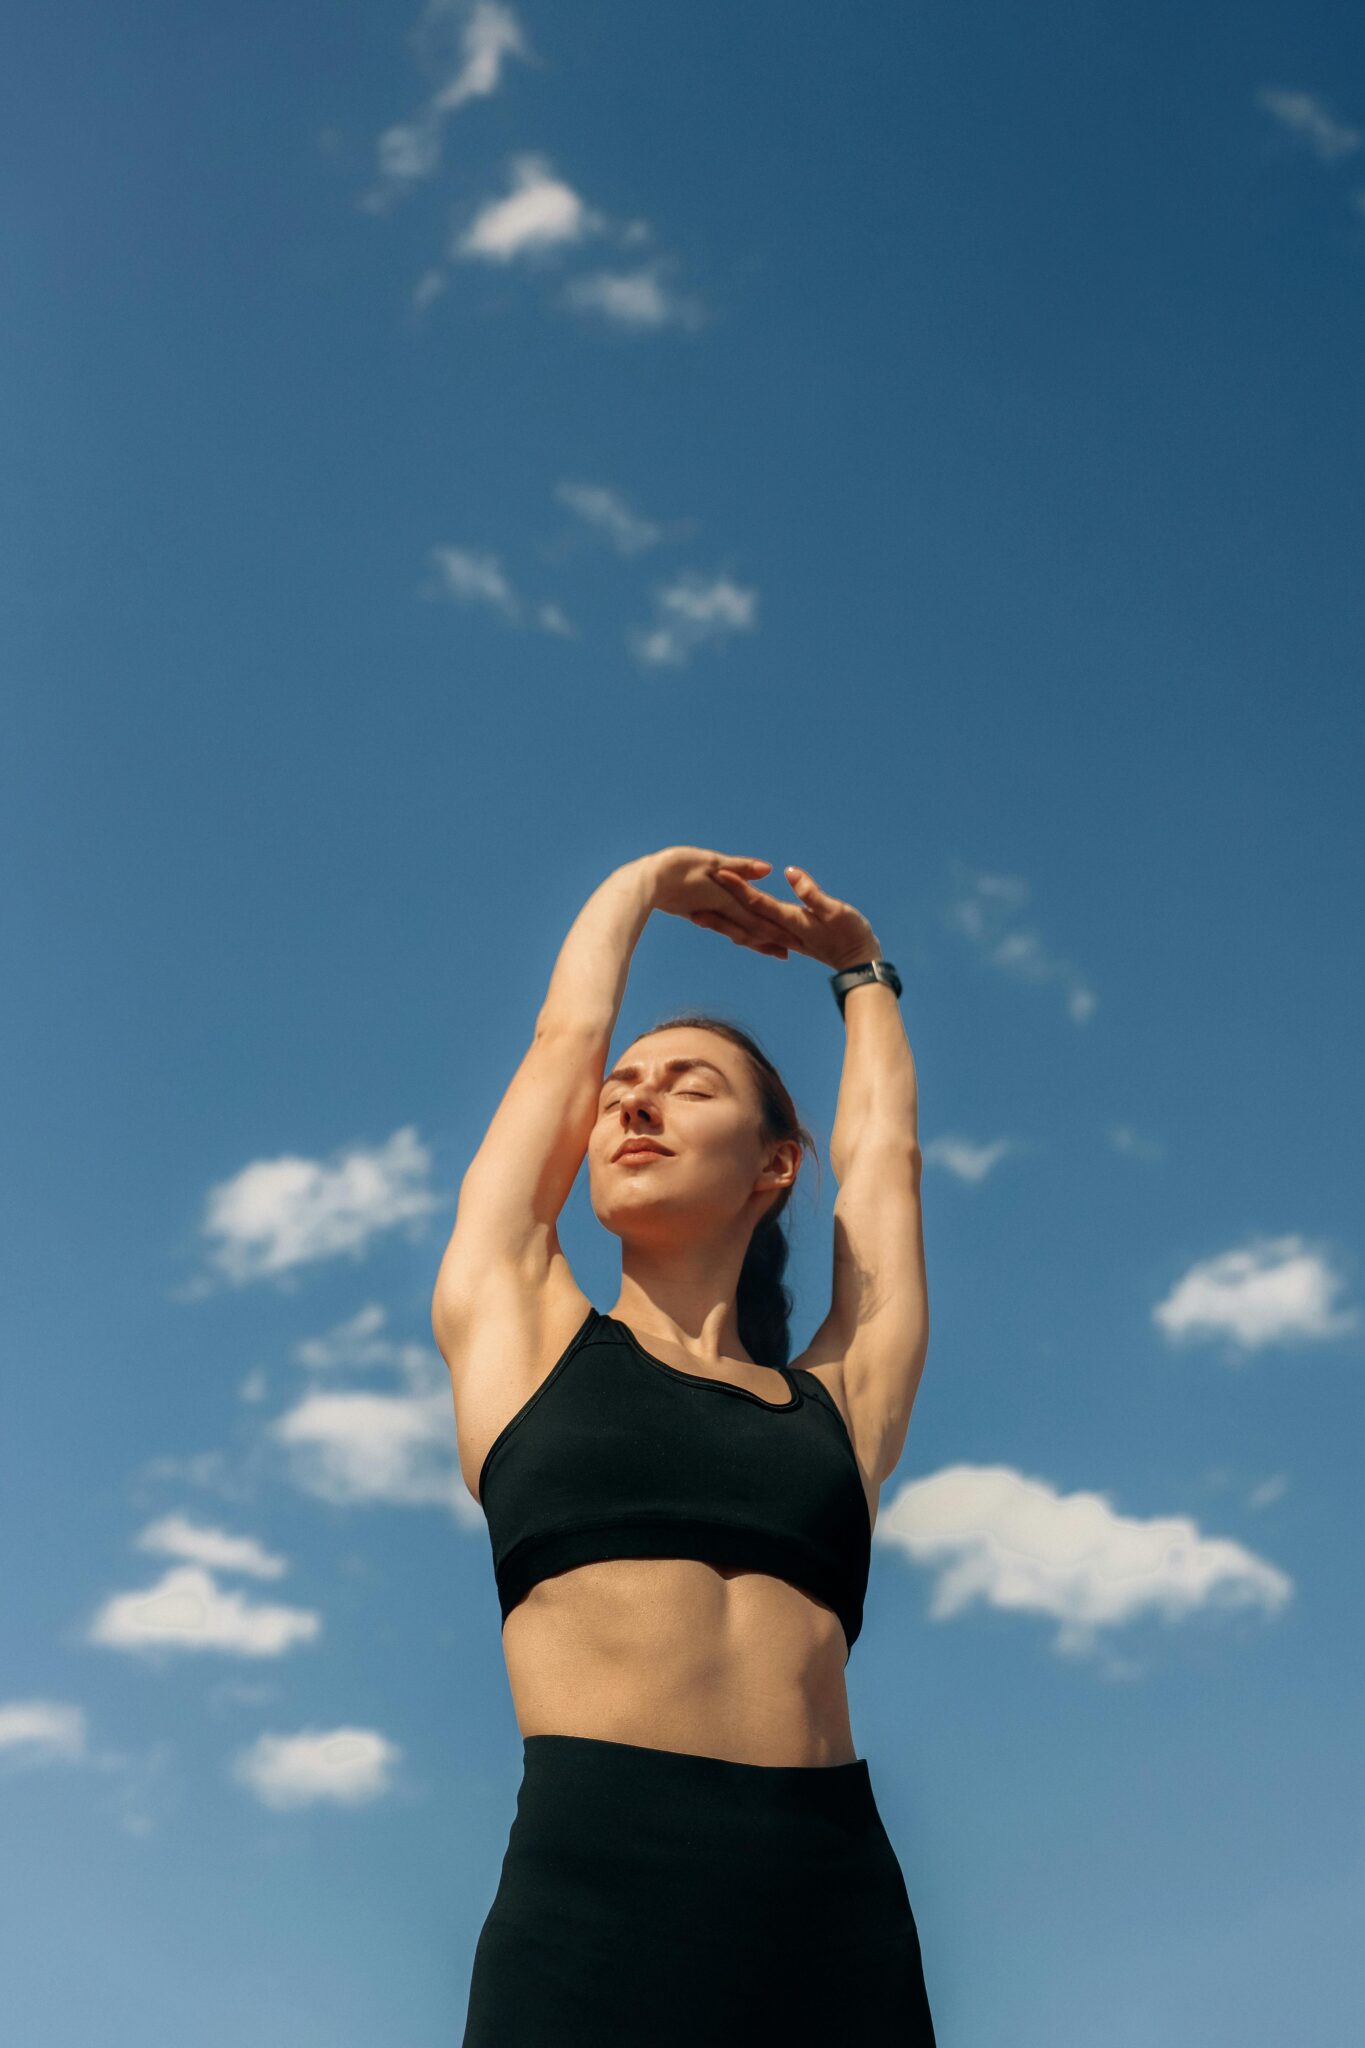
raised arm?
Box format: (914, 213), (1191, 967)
(430, 859), (652, 1365)
(430, 848), (783, 1369)
(705, 863), (929, 1479)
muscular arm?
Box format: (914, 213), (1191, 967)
(828, 963), (921, 1175)
(534, 858), (657, 1042)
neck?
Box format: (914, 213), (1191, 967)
(610, 1252), (752, 1366)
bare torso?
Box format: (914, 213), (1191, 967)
(450, 1265), (882, 1769)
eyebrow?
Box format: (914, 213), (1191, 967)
(601, 1057), (732, 1090)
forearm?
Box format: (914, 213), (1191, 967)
(829, 977), (921, 1172)
(535, 859), (655, 1042)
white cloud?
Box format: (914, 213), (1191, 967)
(0, 1699), (87, 1767)
(292, 1301), (449, 1400)
(364, 1), (533, 213)
(410, 150), (703, 328)
(270, 1383), (462, 1513)
(199, 1125), (443, 1286)
(134, 1448), (255, 1503)
(553, 482), (663, 556)
(1257, 88), (1361, 163)
(922, 1135), (1016, 1184)
(943, 862), (1097, 1023)
(87, 1564), (321, 1658)
(877, 1463), (1292, 1663)
(421, 546), (578, 640)
(133, 1512), (287, 1580)
(535, 600), (578, 637)
(295, 1302), (392, 1369)
(1153, 1234), (1359, 1352)
(627, 571), (758, 669)
(232, 1725), (401, 1809)
(423, 544), (521, 619)
(455, 153), (602, 262)
(561, 260), (707, 332)
(412, 266), (449, 313)
(0, 1701), (173, 1833)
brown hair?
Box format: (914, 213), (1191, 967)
(635, 1013), (821, 1370)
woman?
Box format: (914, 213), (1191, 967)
(433, 846), (936, 2045)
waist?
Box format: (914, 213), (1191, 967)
(500, 1557), (857, 1768)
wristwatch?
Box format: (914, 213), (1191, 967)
(829, 960), (903, 1015)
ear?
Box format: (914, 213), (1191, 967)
(759, 1138), (802, 1192)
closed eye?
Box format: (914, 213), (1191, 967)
(601, 1090), (711, 1111)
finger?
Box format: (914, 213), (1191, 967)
(692, 909), (788, 958)
(713, 870), (811, 940)
(718, 855), (771, 874)
(782, 865), (837, 917)
(692, 907), (759, 943)
(700, 906), (810, 960)
(709, 874), (795, 935)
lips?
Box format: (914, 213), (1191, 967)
(613, 1140), (673, 1162)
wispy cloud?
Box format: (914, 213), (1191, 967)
(363, 1), (534, 214)
(194, 1125), (444, 1289)
(1153, 1234), (1359, 1353)
(1107, 1124), (1165, 1163)
(87, 1564), (321, 1659)
(553, 482), (665, 557)
(421, 544), (579, 637)
(921, 1135), (1018, 1184)
(232, 1726), (401, 1809)
(0, 1700), (172, 1833)
(627, 570), (758, 668)
(943, 863), (1097, 1023)
(536, 600), (578, 637)
(561, 258), (707, 332)
(297, 1302), (394, 1369)
(877, 1463), (1292, 1669)
(0, 1699), (87, 1768)
(294, 1301), (451, 1388)
(133, 1448), (256, 1505)
(1256, 88), (1361, 164)
(411, 154), (705, 330)
(133, 1512), (287, 1580)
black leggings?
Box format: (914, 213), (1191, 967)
(462, 1733), (938, 2045)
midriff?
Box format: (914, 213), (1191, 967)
(453, 1274), (871, 1769)
(500, 1555), (857, 1768)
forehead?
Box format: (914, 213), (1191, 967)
(603, 1034), (740, 1089)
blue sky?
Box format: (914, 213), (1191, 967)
(4, 2), (1363, 2041)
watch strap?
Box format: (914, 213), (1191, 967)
(830, 960), (903, 1015)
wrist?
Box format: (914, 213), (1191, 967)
(831, 938), (882, 971)
(619, 854), (661, 907)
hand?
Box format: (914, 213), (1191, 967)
(704, 863), (880, 972)
(641, 846), (791, 959)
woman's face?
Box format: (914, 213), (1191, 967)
(588, 1027), (789, 1249)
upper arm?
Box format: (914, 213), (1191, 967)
(801, 1140), (929, 1481)
(431, 1023), (605, 1347)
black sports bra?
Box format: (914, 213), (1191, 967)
(477, 1305), (873, 1663)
